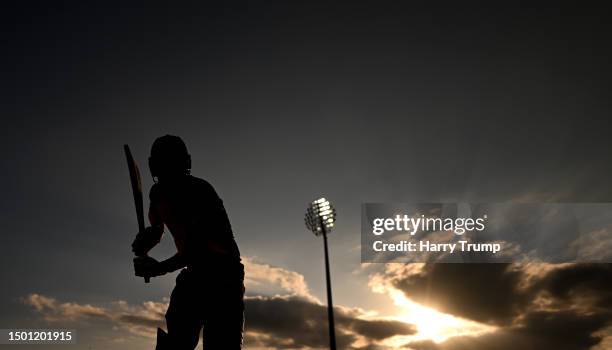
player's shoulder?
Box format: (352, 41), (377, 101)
(188, 175), (218, 195)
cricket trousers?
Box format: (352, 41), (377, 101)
(158, 263), (245, 350)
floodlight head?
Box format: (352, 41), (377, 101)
(305, 197), (337, 236)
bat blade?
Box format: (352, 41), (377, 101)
(124, 144), (150, 283)
(124, 145), (145, 232)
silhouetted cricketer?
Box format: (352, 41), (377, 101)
(132, 135), (244, 349)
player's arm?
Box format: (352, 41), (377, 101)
(148, 200), (165, 236)
(158, 253), (187, 273)
(134, 251), (186, 278)
(131, 197), (164, 256)
(135, 236), (187, 277)
(157, 227), (188, 273)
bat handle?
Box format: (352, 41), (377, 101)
(134, 254), (151, 283)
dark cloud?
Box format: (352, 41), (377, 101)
(118, 314), (165, 329)
(246, 295), (416, 349)
(346, 317), (416, 341)
(516, 310), (610, 350)
(391, 264), (526, 325)
(533, 264), (612, 311)
(377, 263), (612, 350)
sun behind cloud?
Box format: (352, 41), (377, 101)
(387, 288), (495, 344)
(368, 264), (496, 346)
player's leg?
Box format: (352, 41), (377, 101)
(202, 272), (245, 349)
(164, 270), (202, 350)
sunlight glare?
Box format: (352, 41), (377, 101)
(388, 289), (495, 343)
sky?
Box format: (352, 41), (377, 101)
(2, 2), (612, 349)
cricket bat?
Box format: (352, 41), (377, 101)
(124, 144), (150, 283)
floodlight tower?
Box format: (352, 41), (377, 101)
(305, 197), (337, 350)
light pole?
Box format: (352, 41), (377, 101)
(304, 198), (337, 350)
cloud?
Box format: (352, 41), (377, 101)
(371, 263), (612, 350)
(243, 257), (317, 302)
(568, 226), (612, 262)
(383, 264), (527, 325)
(23, 258), (416, 349)
(246, 295), (416, 349)
(22, 294), (166, 338)
(22, 293), (110, 322)
(406, 309), (610, 350)
(23, 294), (415, 349)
